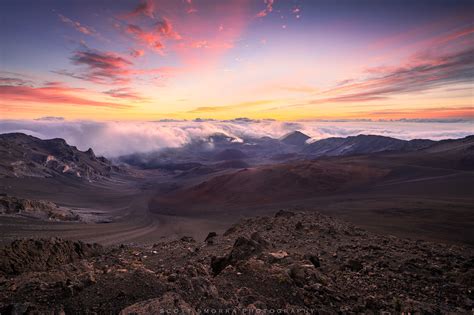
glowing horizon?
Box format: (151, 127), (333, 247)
(1, 0), (473, 121)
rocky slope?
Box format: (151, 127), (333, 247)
(0, 133), (119, 181)
(153, 160), (388, 210)
(0, 210), (472, 314)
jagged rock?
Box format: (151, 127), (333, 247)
(0, 238), (102, 275)
(229, 233), (268, 262)
(210, 256), (228, 275)
(305, 254), (321, 268)
(205, 232), (217, 244)
(211, 232), (268, 275)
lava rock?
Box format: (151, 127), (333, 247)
(275, 210), (296, 218)
(305, 254), (321, 268)
(210, 232), (268, 275)
(205, 232), (218, 244)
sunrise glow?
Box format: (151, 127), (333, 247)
(1, 0), (473, 121)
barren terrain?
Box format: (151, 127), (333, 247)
(0, 132), (473, 313)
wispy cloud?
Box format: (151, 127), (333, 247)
(155, 18), (182, 40)
(103, 87), (147, 101)
(130, 49), (145, 58)
(58, 14), (97, 36)
(0, 82), (130, 109)
(274, 39), (474, 112)
(118, 0), (182, 54)
(256, 0), (274, 18)
(121, 18), (182, 53)
(34, 116), (65, 121)
(188, 100), (276, 113)
(359, 106), (474, 119)
(56, 48), (134, 85)
(0, 77), (32, 86)
(124, 23), (164, 51)
(128, 0), (155, 19)
(116, 0), (250, 69)
(319, 47), (474, 102)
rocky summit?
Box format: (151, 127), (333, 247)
(0, 211), (472, 314)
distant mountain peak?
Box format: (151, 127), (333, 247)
(281, 131), (310, 146)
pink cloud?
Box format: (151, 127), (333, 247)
(56, 48), (134, 85)
(256, 0), (274, 18)
(128, 0), (155, 19)
(125, 23), (165, 52)
(0, 83), (130, 109)
(130, 49), (145, 58)
(314, 47), (474, 104)
(122, 18), (182, 53)
(155, 18), (182, 40)
(103, 87), (147, 101)
(116, 0), (252, 70)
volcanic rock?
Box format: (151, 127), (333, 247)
(0, 238), (102, 275)
(0, 194), (79, 221)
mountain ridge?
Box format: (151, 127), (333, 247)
(0, 133), (120, 180)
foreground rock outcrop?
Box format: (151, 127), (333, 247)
(0, 211), (472, 314)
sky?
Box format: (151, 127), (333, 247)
(0, 0), (473, 121)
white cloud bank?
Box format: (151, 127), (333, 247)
(0, 119), (473, 157)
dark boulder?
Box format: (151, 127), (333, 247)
(305, 254), (321, 268)
(205, 232), (218, 245)
(210, 232), (268, 275)
(180, 236), (195, 243)
(275, 210), (296, 218)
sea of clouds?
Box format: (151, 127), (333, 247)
(1, 118), (473, 157)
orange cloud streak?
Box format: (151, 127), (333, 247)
(0, 84), (130, 109)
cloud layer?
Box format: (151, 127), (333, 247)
(0, 119), (472, 158)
